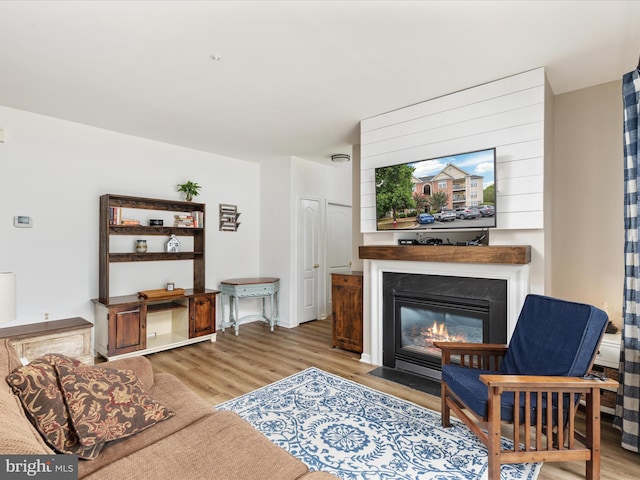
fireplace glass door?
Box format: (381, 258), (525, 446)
(392, 294), (490, 379)
(399, 304), (484, 357)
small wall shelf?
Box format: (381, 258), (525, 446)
(219, 204), (241, 231)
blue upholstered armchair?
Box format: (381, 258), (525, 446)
(435, 294), (617, 480)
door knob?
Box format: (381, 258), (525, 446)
(313, 264), (319, 268)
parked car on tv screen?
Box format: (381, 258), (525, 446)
(417, 213), (435, 224)
(455, 207), (481, 219)
(434, 210), (456, 222)
(478, 205), (495, 216)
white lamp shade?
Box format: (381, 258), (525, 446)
(0, 272), (16, 323)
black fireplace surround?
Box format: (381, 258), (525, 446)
(382, 272), (507, 380)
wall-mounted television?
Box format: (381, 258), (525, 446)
(375, 147), (496, 231)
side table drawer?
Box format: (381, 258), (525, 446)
(221, 282), (280, 297)
(588, 333), (621, 415)
(595, 333), (621, 368)
(332, 273), (362, 288)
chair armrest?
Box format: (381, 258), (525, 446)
(434, 342), (508, 369)
(480, 374), (619, 391)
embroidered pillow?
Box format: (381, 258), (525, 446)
(55, 363), (174, 447)
(6, 354), (104, 459)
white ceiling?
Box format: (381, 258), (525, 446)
(0, 1), (639, 165)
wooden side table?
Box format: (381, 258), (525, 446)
(0, 317), (94, 365)
(219, 277), (280, 336)
(590, 332), (621, 414)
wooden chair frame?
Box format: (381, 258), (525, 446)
(435, 342), (618, 480)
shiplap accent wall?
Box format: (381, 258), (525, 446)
(360, 68), (546, 233)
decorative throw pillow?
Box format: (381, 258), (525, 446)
(55, 363), (174, 448)
(6, 354), (104, 459)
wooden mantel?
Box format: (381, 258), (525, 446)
(359, 245), (531, 265)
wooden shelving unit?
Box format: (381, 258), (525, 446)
(94, 194), (217, 360)
(99, 194), (207, 303)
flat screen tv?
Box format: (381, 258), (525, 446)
(375, 147), (496, 231)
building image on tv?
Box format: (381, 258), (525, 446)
(414, 163), (484, 211)
(375, 148), (496, 231)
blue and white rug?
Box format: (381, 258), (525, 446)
(216, 367), (541, 480)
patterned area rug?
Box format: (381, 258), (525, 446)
(217, 367), (541, 480)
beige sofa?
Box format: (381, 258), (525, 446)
(0, 339), (338, 480)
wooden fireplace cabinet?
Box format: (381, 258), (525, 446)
(331, 271), (363, 353)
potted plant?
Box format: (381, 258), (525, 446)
(176, 181), (201, 202)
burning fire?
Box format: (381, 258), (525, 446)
(407, 320), (467, 349)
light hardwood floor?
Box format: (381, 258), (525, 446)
(146, 318), (638, 480)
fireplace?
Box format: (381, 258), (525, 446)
(359, 248), (531, 378)
(382, 272), (507, 380)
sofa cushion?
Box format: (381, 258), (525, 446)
(56, 362), (174, 449)
(0, 339), (53, 455)
(0, 390), (53, 455)
(6, 353), (103, 459)
(100, 356), (155, 391)
(78, 372), (217, 478)
(81, 412), (312, 480)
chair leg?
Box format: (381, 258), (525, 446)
(585, 391), (601, 480)
(441, 382), (451, 427)
(487, 386), (502, 480)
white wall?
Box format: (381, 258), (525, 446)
(360, 68), (546, 233)
(359, 68), (549, 295)
(288, 156), (352, 323)
(0, 105), (260, 327)
(257, 155), (352, 328)
(552, 80), (624, 325)
(351, 144), (364, 272)
(259, 157), (293, 326)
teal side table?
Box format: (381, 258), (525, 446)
(219, 277), (280, 336)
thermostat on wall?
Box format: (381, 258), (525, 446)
(13, 216), (33, 228)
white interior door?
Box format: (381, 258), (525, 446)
(298, 197), (320, 323)
(326, 203), (352, 314)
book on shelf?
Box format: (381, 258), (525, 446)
(109, 207), (123, 225)
(174, 215), (194, 228)
(121, 219), (141, 226)
(173, 211), (204, 228)
(192, 211), (204, 228)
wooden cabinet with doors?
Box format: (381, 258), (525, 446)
(190, 293), (215, 338)
(93, 289), (218, 360)
(107, 303), (147, 357)
(331, 271), (363, 353)
(94, 194), (218, 360)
